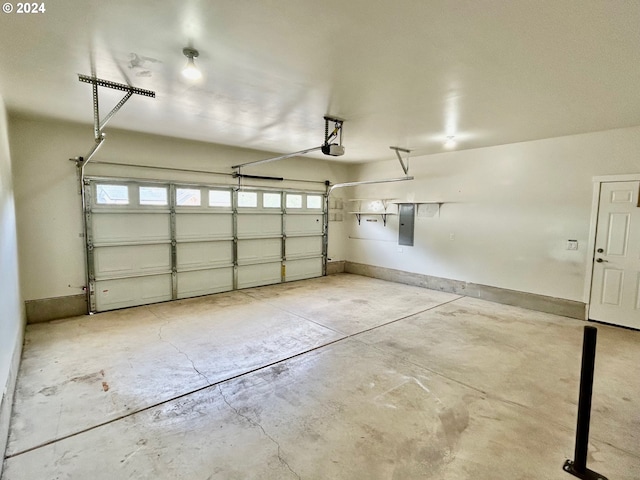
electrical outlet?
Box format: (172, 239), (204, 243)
(567, 240), (578, 250)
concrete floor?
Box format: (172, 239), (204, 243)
(2, 273), (639, 479)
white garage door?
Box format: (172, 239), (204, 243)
(85, 179), (326, 312)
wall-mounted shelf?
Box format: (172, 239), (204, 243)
(348, 211), (397, 226)
(348, 199), (398, 226)
(349, 198), (398, 207)
(391, 201), (443, 218)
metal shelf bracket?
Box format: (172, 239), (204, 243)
(390, 146), (411, 175)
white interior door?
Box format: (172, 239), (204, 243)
(589, 181), (640, 330)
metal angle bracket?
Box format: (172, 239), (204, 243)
(70, 133), (106, 170)
(390, 146), (411, 175)
(78, 74), (155, 97)
(78, 75), (156, 134)
(76, 74), (155, 167)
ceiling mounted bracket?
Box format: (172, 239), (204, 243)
(322, 116), (344, 156)
(75, 74), (156, 169)
(231, 115), (346, 170)
(390, 146), (411, 175)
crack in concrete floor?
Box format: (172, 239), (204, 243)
(157, 319), (212, 385)
(217, 384), (301, 480)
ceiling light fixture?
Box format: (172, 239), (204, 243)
(444, 136), (456, 149)
(182, 47), (202, 81)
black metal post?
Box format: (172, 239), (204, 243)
(563, 326), (608, 480)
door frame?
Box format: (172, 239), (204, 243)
(584, 173), (640, 320)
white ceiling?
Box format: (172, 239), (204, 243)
(1, 1), (640, 163)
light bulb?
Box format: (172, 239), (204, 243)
(182, 57), (201, 80)
(181, 47), (202, 81)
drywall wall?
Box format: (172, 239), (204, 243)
(0, 97), (24, 467)
(9, 114), (350, 307)
(346, 126), (640, 303)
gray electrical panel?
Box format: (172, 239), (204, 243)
(398, 203), (415, 246)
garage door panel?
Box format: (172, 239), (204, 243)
(238, 214), (281, 237)
(286, 236), (322, 259)
(177, 268), (233, 299)
(95, 275), (172, 311)
(238, 238), (282, 264)
(87, 180), (326, 312)
(285, 258), (323, 282)
(93, 213), (170, 244)
(285, 214), (323, 235)
(94, 244), (171, 279)
(177, 242), (233, 270)
(238, 263), (281, 289)
(176, 214), (232, 241)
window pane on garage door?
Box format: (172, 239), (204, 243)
(96, 184), (129, 205)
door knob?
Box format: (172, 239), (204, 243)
(596, 258), (608, 263)
(596, 248), (604, 253)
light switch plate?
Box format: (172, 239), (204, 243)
(567, 240), (578, 250)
